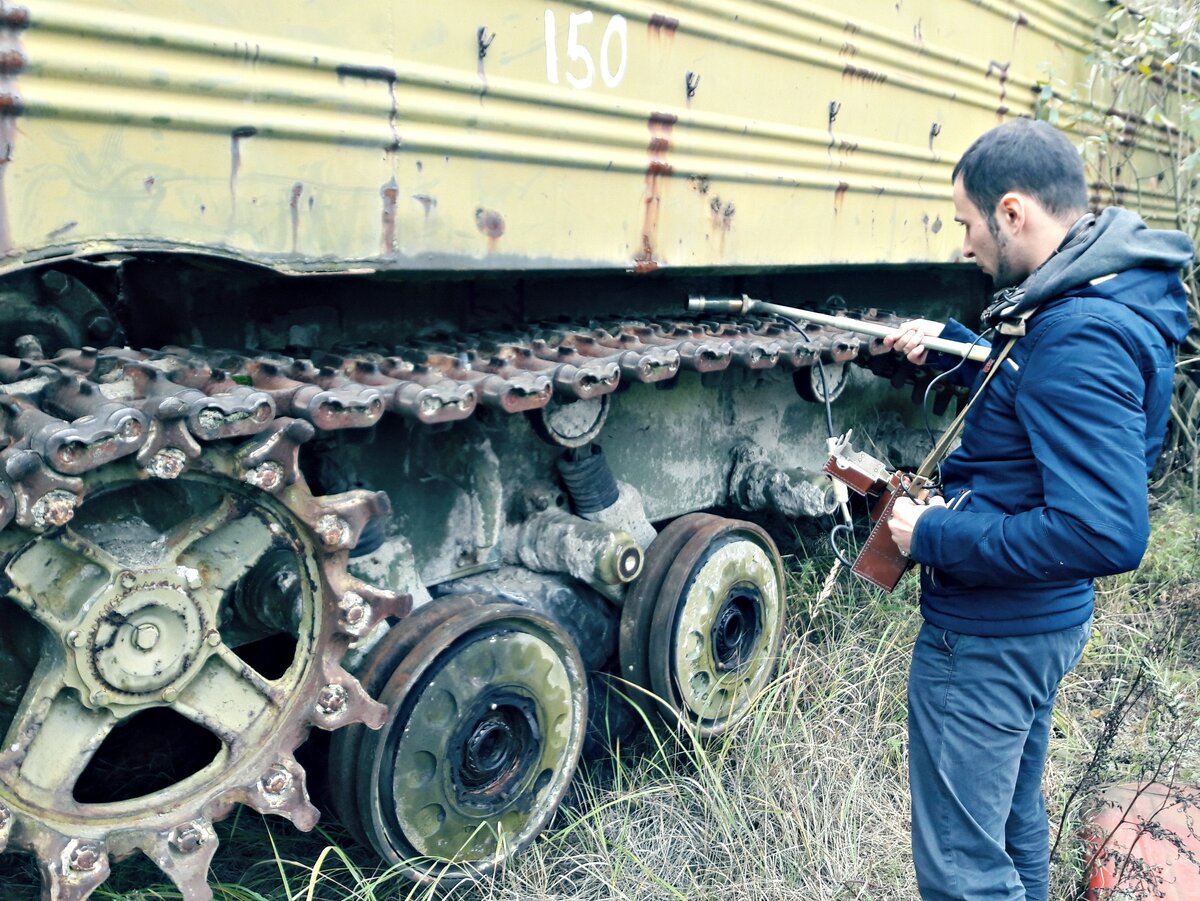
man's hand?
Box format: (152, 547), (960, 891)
(888, 494), (947, 556)
(882, 319), (946, 367)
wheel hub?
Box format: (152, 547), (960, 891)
(710, 583), (762, 674)
(70, 569), (216, 709)
(451, 693), (539, 808)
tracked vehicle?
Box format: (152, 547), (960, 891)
(0, 1), (1186, 898)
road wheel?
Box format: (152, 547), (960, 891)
(351, 601), (587, 883)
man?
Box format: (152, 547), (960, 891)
(882, 118), (1192, 900)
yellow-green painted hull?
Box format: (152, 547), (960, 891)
(2, 1), (1126, 274)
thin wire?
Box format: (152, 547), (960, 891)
(918, 327), (995, 488)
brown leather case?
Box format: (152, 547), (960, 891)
(823, 453), (888, 496)
(851, 473), (917, 592)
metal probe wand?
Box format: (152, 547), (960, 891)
(687, 294), (991, 363)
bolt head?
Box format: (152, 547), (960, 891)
(162, 686), (179, 703)
(67, 841), (101, 872)
(261, 765), (293, 796)
(66, 629), (81, 648)
(244, 461), (284, 491)
(89, 690), (108, 706)
(317, 683), (348, 717)
(132, 623), (160, 651)
(205, 630), (221, 647)
(316, 514), (349, 548)
(169, 822), (204, 854)
(119, 571), (137, 589)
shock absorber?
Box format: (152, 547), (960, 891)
(557, 445), (657, 550)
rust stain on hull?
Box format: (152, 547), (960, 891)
(833, 181), (849, 214)
(647, 14), (679, 40)
(0, 5), (28, 256)
(289, 181), (303, 253)
(229, 125), (258, 209)
(380, 179), (398, 255)
(986, 60), (1010, 119)
(336, 64), (401, 148)
(475, 207), (504, 254)
(842, 64), (887, 85)
(634, 112), (676, 273)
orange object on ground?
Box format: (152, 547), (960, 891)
(1084, 782), (1200, 900)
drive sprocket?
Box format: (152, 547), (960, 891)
(0, 439), (405, 901)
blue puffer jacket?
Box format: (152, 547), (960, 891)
(910, 213), (1191, 637)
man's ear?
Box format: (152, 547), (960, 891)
(995, 192), (1026, 234)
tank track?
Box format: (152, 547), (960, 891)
(0, 306), (954, 899)
(0, 308), (951, 529)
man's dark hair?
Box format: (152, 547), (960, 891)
(952, 119), (1088, 233)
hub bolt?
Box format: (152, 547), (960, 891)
(261, 765), (293, 796)
(119, 571), (137, 589)
(169, 822), (205, 854)
(206, 630), (221, 647)
(338, 592), (368, 631)
(67, 841), (101, 872)
(162, 686), (179, 703)
(66, 630), (82, 648)
(317, 514), (350, 549)
(89, 690), (108, 706)
(317, 683), (348, 717)
(244, 462), (283, 491)
(132, 623), (160, 650)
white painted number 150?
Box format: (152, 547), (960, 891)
(545, 10), (628, 89)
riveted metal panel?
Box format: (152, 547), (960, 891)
(0, 1), (1139, 276)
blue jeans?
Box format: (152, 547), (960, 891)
(907, 618), (1091, 900)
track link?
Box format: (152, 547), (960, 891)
(0, 310), (922, 530)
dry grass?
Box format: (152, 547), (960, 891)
(4, 496), (1197, 901)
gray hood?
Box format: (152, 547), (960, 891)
(983, 207), (1193, 332)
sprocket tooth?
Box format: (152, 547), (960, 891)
(148, 820), (218, 901)
(0, 802), (12, 853)
(135, 396), (204, 479)
(330, 574), (412, 638)
(237, 758), (320, 831)
(0, 477), (14, 532)
(232, 417), (314, 492)
(37, 835), (111, 901)
(311, 667), (387, 730)
(2, 447), (84, 531)
(298, 488), (391, 553)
